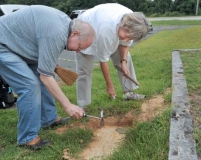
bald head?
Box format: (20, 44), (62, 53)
(72, 19), (95, 43)
(67, 19), (95, 52)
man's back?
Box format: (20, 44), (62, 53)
(0, 5), (70, 61)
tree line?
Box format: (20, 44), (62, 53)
(0, 0), (200, 16)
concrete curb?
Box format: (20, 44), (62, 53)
(168, 50), (198, 160)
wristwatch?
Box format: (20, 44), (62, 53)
(120, 59), (127, 63)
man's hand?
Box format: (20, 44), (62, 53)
(63, 103), (84, 119)
(121, 63), (130, 76)
(100, 62), (116, 99)
(40, 74), (84, 119)
(106, 82), (116, 99)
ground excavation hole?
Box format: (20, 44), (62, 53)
(57, 93), (169, 160)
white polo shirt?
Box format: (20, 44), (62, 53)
(79, 3), (133, 62)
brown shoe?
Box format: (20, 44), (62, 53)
(19, 137), (51, 150)
(50, 117), (71, 127)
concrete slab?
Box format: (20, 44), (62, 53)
(169, 50), (198, 160)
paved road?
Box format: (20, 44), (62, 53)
(148, 16), (201, 21)
(58, 50), (77, 71)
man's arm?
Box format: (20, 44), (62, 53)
(40, 74), (83, 119)
(118, 45), (130, 75)
(100, 62), (116, 98)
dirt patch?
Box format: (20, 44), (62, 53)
(138, 95), (165, 122)
(80, 126), (125, 160)
(59, 94), (170, 160)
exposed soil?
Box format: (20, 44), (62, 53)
(58, 93), (170, 160)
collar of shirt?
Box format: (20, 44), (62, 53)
(68, 20), (73, 37)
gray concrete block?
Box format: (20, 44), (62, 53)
(168, 51), (198, 160)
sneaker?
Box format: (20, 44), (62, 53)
(123, 92), (146, 100)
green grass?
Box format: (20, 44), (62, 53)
(181, 52), (201, 92)
(106, 109), (171, 160)
(180, 51), (201, 156)
(151, 20), (201, 26)
(1, 23), (201, 159)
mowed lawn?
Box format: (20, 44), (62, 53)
(1, 22), (201, 160)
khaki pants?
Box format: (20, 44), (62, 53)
(75, 49), (139, 108)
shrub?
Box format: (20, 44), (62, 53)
(150, 12), (161, 17)
(162, 11), (172, 17)
(169, 11), (185, 17)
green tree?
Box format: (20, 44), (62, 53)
(153, 0), (173, 14)
(173, 0), (195, 15)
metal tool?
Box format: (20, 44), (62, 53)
(83, 113), (100, 119)
(66, 109), (104, 128)
(83, 109), (104, 128)
(114, 64), (140, 86)
(99, 109), (104, 128)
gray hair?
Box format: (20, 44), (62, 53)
(72, 18), (95, 41)
(120, 12), (150, 42)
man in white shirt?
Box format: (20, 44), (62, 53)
(76, 3), (150, 108)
